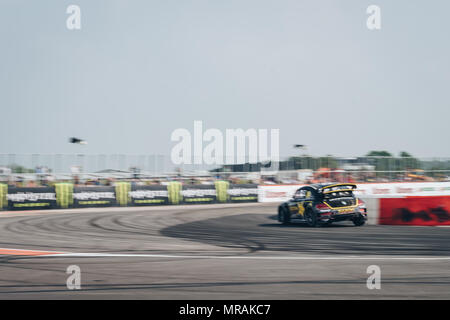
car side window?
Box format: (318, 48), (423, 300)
(294, 189), (306, 200)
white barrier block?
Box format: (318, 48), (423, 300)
(360, 197), (379, 225)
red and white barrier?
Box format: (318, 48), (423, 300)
(377, 196), (450, 226)
(258, 184), (303, 203)
(258, 182), (450, 203)
(355, 182), (450, 197)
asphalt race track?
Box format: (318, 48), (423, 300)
(0, 203), (449, 299)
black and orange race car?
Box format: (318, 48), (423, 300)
(278, 183), (367, 227)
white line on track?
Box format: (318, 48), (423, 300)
(37, 252), (450, 261)
(1, 247), (449, 261)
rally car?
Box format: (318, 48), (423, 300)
(278, 183), (367, 227)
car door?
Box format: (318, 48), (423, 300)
(289, 189), (307, 218)
(302, 189), (315, 215)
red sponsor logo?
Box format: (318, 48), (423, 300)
(379, 196), (450, 226)
(265, 191), (288, 198)
(396, 187), (414, 194)
(372, 188), (391, 194)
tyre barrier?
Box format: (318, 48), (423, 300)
(0, 184), (7, 210)
(0, 182), (258, 210)
(3, 182), (448, 226)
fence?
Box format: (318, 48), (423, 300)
(0, 154), (449, 185)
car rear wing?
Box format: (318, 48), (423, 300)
(320, 183), (357, 194)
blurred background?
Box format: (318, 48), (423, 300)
(1, 1), (449, 187)
(1, 152), (449, 187)
(1, 1), (449, 159)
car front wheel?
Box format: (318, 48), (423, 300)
(305, 209), (318, 227)
(278, 207), (291, 224)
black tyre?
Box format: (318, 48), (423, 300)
(278, 207), (283, 222)
(278, 207), (291, 224)
(305, 209), (318, 227)
(352, 216), (366, 226)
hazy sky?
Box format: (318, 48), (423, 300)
(1, 0), (449, 158)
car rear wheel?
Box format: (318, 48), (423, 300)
(352, 215), (366, 226)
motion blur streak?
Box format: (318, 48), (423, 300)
(0, 203), (449, 299)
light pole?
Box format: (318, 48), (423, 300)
(68, 137), (87, 181)
(293, 144), (307, 169)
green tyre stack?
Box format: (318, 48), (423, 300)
(115, 182), (131, 206)
(55, 183), (73, 209)
(214, 180), (229, 203)
(167, 181), (182, 205)
(0, 184), (7, 210)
